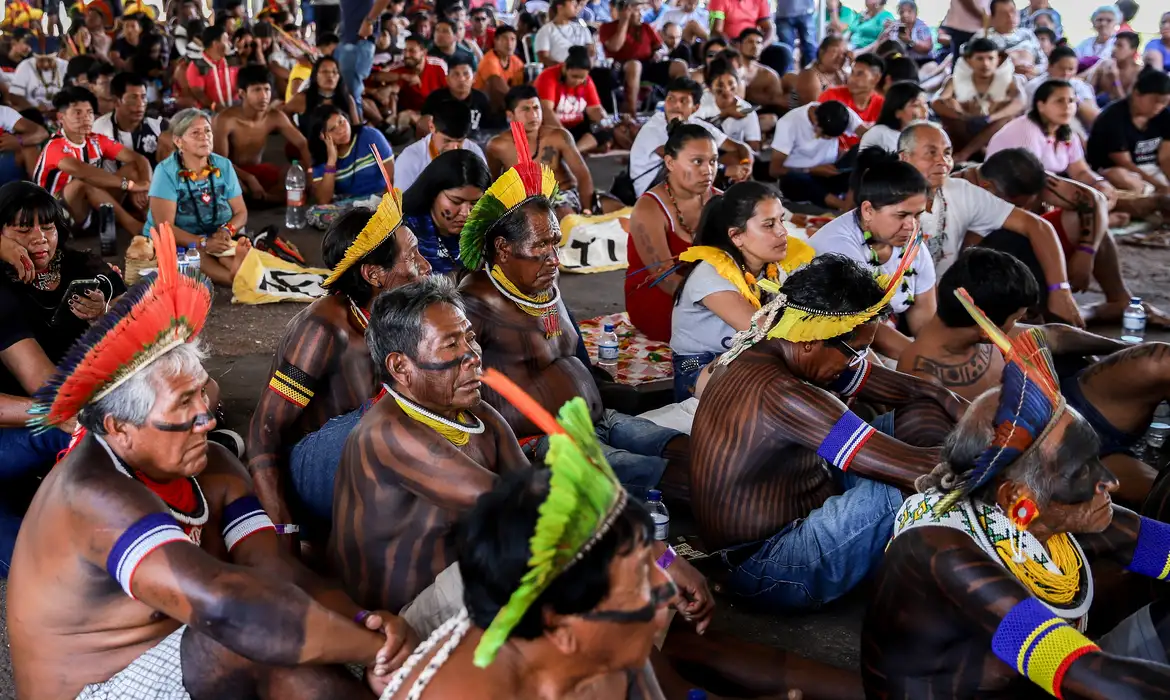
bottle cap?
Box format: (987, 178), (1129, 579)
(647, 489), (662, 501)
(687, 690), (707, 700)
(603, 323), (615, 332)
(1132, 297), (1142, 304)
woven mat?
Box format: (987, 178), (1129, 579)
(579, 312), (672, 386)
(1118, 228), (1170, 248)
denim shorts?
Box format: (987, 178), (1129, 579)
(287, 407), (365, 532)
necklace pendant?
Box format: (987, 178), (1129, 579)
(200, 191), (212, 204)
(542, 308), (562, 339)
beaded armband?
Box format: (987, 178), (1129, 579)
(222, 495), (276, 553)
(991, 598), (1098, 698)
(828, 357), (872, 398)
(106, 512), (190, 599)
(816, 410), (875, 472)
(1127, 516), (1170, 580)
(268, 361), (317, 408)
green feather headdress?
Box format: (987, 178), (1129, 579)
(459, 122), (559, 272)
(474, 368), (626, 668)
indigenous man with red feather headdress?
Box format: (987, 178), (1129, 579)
(7, 223), (418, 699)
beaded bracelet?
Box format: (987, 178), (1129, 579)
(1077, 244), (1096, 256)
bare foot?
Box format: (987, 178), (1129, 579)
(226, 238), (252, 279)
(1108, 212), (1132, 227)
(1083, 299), (1170, 329)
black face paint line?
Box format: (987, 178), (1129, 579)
(415, 353), (477, 372)
(579, 581), (678, 624)
(151, 413), (214, 432)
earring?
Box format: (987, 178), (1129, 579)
(1008, 496), (1039, 564)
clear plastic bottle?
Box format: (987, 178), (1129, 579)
(646, 489), (669, 541)
(186, 245), (201, 274)
(178, 246), (189, 275)
(285, 160), (307, 229)
(1122, 297), (1146, 344)
(598, 323), (619, 366)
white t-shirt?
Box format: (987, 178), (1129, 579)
(630, 111), (727, 197)
(696, 92), (761, 145)
(534, 21), (591, 64)
(0, 105), (22, 134)
(770, 103), (860, 170)
(9, 57), (68, 110)
(654, 6), (709, 29)
(809, 211), (937, 315)
(921, 177), (1016, 276)
(859, 124), (900, 153)
(1024, 73), (1095, 106)
(394, 134), (487, 192)
(92, 112), (165, 173)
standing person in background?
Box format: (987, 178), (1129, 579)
(535, 0), (591, 67)
(338, 0), (390, 119)
(940, 0), (990, 64)
(1143, 11), (1170, 72)
(711, 0), (790, 77)
(776, 0), (816, 69)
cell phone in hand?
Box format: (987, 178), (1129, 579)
(50, 277), (101, 327)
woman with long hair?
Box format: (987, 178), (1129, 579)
(809, 148), (934, 359)
(860, 80), (927, 152)
(402, 149), (491, 276)
(145, 108), (249, 287)
(625, 123), (717, 344)
(669, 181), (814, 400)
(790, 36), (849, 106)
(282, 55), (360, 134)
(308, 104), (394, 203)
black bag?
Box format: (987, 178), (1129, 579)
(610, 168), (637, 207)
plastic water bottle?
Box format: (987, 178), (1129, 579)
(178, 246), (189, 275)
(598, 323), (619, 366)
(646, 489), (669, 541)
(186, 245), (201, 274)
(285, 160), (307, 229)
(1122, 297), (1146, 343)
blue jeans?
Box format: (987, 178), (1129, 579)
(0, 426), (70, 576)
(336, 40), (375, 117)
(723, 412), (903, 611)
(671, 351), (716, 403)
(777, 13), (816, 67)
(532, 409), (681, 499)
(288, 407), (365, 533)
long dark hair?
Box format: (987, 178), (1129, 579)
(302, 56), (353, 135)
(1029, 79), (1073, 144)
(402, 149), (491, 218)
(850, 147), (928, 225)
(308, 103), (347, 165)
(876, 80), (924, 130)
(648, 121), (716, 190)
(0, 180), (67, 233)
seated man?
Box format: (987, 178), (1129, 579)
(213, 64), (313, 205)
(769, 99), (862, 210)
(419, 54), (491, 141)
(329, 276), (528, 624)
(931, 38), (1026, 163)
(1086, 30), (1142, 105)
(92, 72), (168, 173)
(8, 35), (67, 112)
(533, 46), (610, 155)
(1086, 68), (1170, 195)
(818, 52), (885, 147)
(865, 294), (1170, 698)
(473, 24), (524, 113)
(899, 247), (1158, 504)
(459, 138), (690, 499)
(486, 86), (595, 219)
(735, 29), (786, 109)
(33, 85), (151, 234)
(9, 225), (415, 700)
(386, 35), (449, 131)
(247, 194), (432, 536)
(897, 122), (1083, 327)
(691, 253), (964, 612)
(394, 100), (487, 192)
(429, 18), (478, 71)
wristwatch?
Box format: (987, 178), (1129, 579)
(120, 177), (129, 191)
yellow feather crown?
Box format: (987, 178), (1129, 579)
(322, 188), (405, 289)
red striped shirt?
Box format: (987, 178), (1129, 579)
(33, 134), (124, 196)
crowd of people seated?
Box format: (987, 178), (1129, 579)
(10, 0), (1170, 697)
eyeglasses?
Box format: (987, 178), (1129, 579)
(579, 580), (677, 624)
(834, 338), (866, 367)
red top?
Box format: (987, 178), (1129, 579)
(624, 190), (695, 343)
(185, 57), (238, 109)
(708, 0), (770, 42)
(598, 21), (661, 63)
(392, 57), (449, 112)
(533, 65), (601, 128)
(33, 133), (124, 195)
(473, 27), (496, 52)
(819, 86), (883, 149)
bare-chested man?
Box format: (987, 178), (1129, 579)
(247, 196), (432, 540)
(931, 38), (1025, 163)
(213, 64), (311, 204)
(458, 148), (689, 499)
(900, 247), (1162, 506)
(9, 229), (415, 700)
(865, 306), (1170, 699)
(691, 253), (965, 612)
(329, 276), (526, 623)
(486, 85), (596, 218)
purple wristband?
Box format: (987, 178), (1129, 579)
(354, 609), (372, 625)
(1047, 281), (1071, 292)
(1077, 244), (1097, 256)
(656, 545), (676, 570)
(324, 164), (337, 175)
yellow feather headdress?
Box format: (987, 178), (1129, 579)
(322, 146), (403, 289)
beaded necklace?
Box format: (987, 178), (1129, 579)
(384, 383), (484, 447)
(348, 296), (369, 331)
(488, 264), (562, 338)
(664, 180), (707, 239)
(176, 153), (220, 233)
(94, 434), (209, 542)
(922, 186), (949, 262)
(30, 249), (62, 290)
(861, 230), (917, 307)
(380, 608), (472, 700)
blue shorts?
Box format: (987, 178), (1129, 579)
(1062, 373), (1142, 457)
(287, 407), (365, 533)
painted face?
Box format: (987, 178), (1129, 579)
(730, 196), (790, 266)
(432, 185), (483, 235)
(664, 136), (717, 194)
(403, 302), (484, 411)
(3, 211), (58, 272)
(901, 128), (953, 189)
(1026, 412), (1119, 534)
(499, 207), (561, 294)
(1038, 85), (1076, 127)
(509, 96), (543, 132)
(862, 193), (926, 247)
(121, 367), (216, 479)
(816, 322), (878, 385)
(60, 100), (95, 137)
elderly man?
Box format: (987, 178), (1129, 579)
(864, 291), (1170, 699)
(460, 125), (690, 500)
(931, 38), (1026, 163)
(9, 225), (415, 700)
(691, 253), (965, 612)
(897, 122), (1083, 327)
(247, 191), (432, 541)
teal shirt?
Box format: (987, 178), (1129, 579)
(145, 152), (242, 241)
(851, 9), (895, 49)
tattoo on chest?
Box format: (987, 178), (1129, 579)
(912, 345), (993, 387)
(540, 145), (557, 165)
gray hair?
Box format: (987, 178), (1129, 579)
(170, 108), (213, 138)
(897, 120), (950, 155)
(78, 341), (208, 435)
(366, 276), (465, 384)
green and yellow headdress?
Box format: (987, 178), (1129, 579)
(322, 145), (404, 289)
(459, 122), (559, 272)
(473, 368), (626, 668)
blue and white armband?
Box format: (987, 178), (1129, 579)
(106, 512), (191, 599)
(828, 358), (872, 398)
(1127, 515), (1170, 580)
(222, 495), (276, 553)
(816, 410), (876, 472)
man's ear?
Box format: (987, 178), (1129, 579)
(360, 263), (383, 289)
(386, 351), (413, 388)
(995, 479), (1039, 516)
(541, 606), (580, 657)
(104, 413), (134, 450)
(493, 236), (510, 265)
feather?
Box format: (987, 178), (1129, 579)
(322, 189), (404, 288)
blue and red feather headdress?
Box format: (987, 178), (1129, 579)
(935, 288), (1066, 512)
(28, 223), (212, 431)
